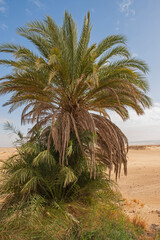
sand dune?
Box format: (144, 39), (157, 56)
(118, 146), (160, 230)
(119, 146), (160, 208)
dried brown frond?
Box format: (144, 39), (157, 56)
(42, 106), (128, 179)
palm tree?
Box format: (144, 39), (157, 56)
(0, 12), (151, 178)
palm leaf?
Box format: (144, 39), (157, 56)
(33, 150), (56, 167)
(59, 166), (77, 187)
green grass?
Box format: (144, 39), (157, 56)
(0, 178), (150, 240)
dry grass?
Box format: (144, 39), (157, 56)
(132, 199), (140, 204)
(132, 215), (147, 230)
(123, 199), (133, 207)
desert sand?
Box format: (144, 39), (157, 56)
(0, 148), (16, 161)
(118, 145), (160, 231)
(0, 146), (160, 231)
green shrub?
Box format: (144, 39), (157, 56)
(0, 125), (151, 240)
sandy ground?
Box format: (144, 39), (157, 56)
(0, 146), (160, 232)
(118, 146), (160, 232)
(0, 148), (16, 161)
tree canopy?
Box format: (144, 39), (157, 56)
(0, 12), (151, 178)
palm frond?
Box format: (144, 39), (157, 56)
(59, 166), (77, 187)
(33, 150), (56, 167)
(95, 35), (127, 57)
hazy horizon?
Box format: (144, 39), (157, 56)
(1, 139), (160, 148)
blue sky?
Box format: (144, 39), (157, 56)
(0, 0), (160, 146)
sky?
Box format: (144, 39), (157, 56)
(0, 0), (160, 146)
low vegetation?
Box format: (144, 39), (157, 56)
(0, 154), (146, 240)
(0, 126), (156, 240)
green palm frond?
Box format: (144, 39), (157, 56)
(7, 167), (34, 186)
(4, 121), (23, 140)
(33, 150), (56, 167)
(97, 45), (130, 67)
(95, 35), (127, 57)
(0, 43), (23, 53)
(22, 143), (41, 156)
(59, 166), (77, 187)
(21, 176), (41, 193)
(17, 27), (51, 58)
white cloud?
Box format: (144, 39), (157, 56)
(0, 118), (10, 124)
(30, 0), (44, 8)
(0, 133), (15, 147)
(91, 8), (95, 13)
(119, 0), (135, 17)
(0, 23), (8, 30)
(132, 52), (138, 58)
(0, 0), (5, 4)
(0, 0), (6, 13)
(25, 8), (32, 16)
(109, 103), (160, 143)
(117, 20), (120, 25)
(11, 37), (15, 42)
(0, 6), (5, 12)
